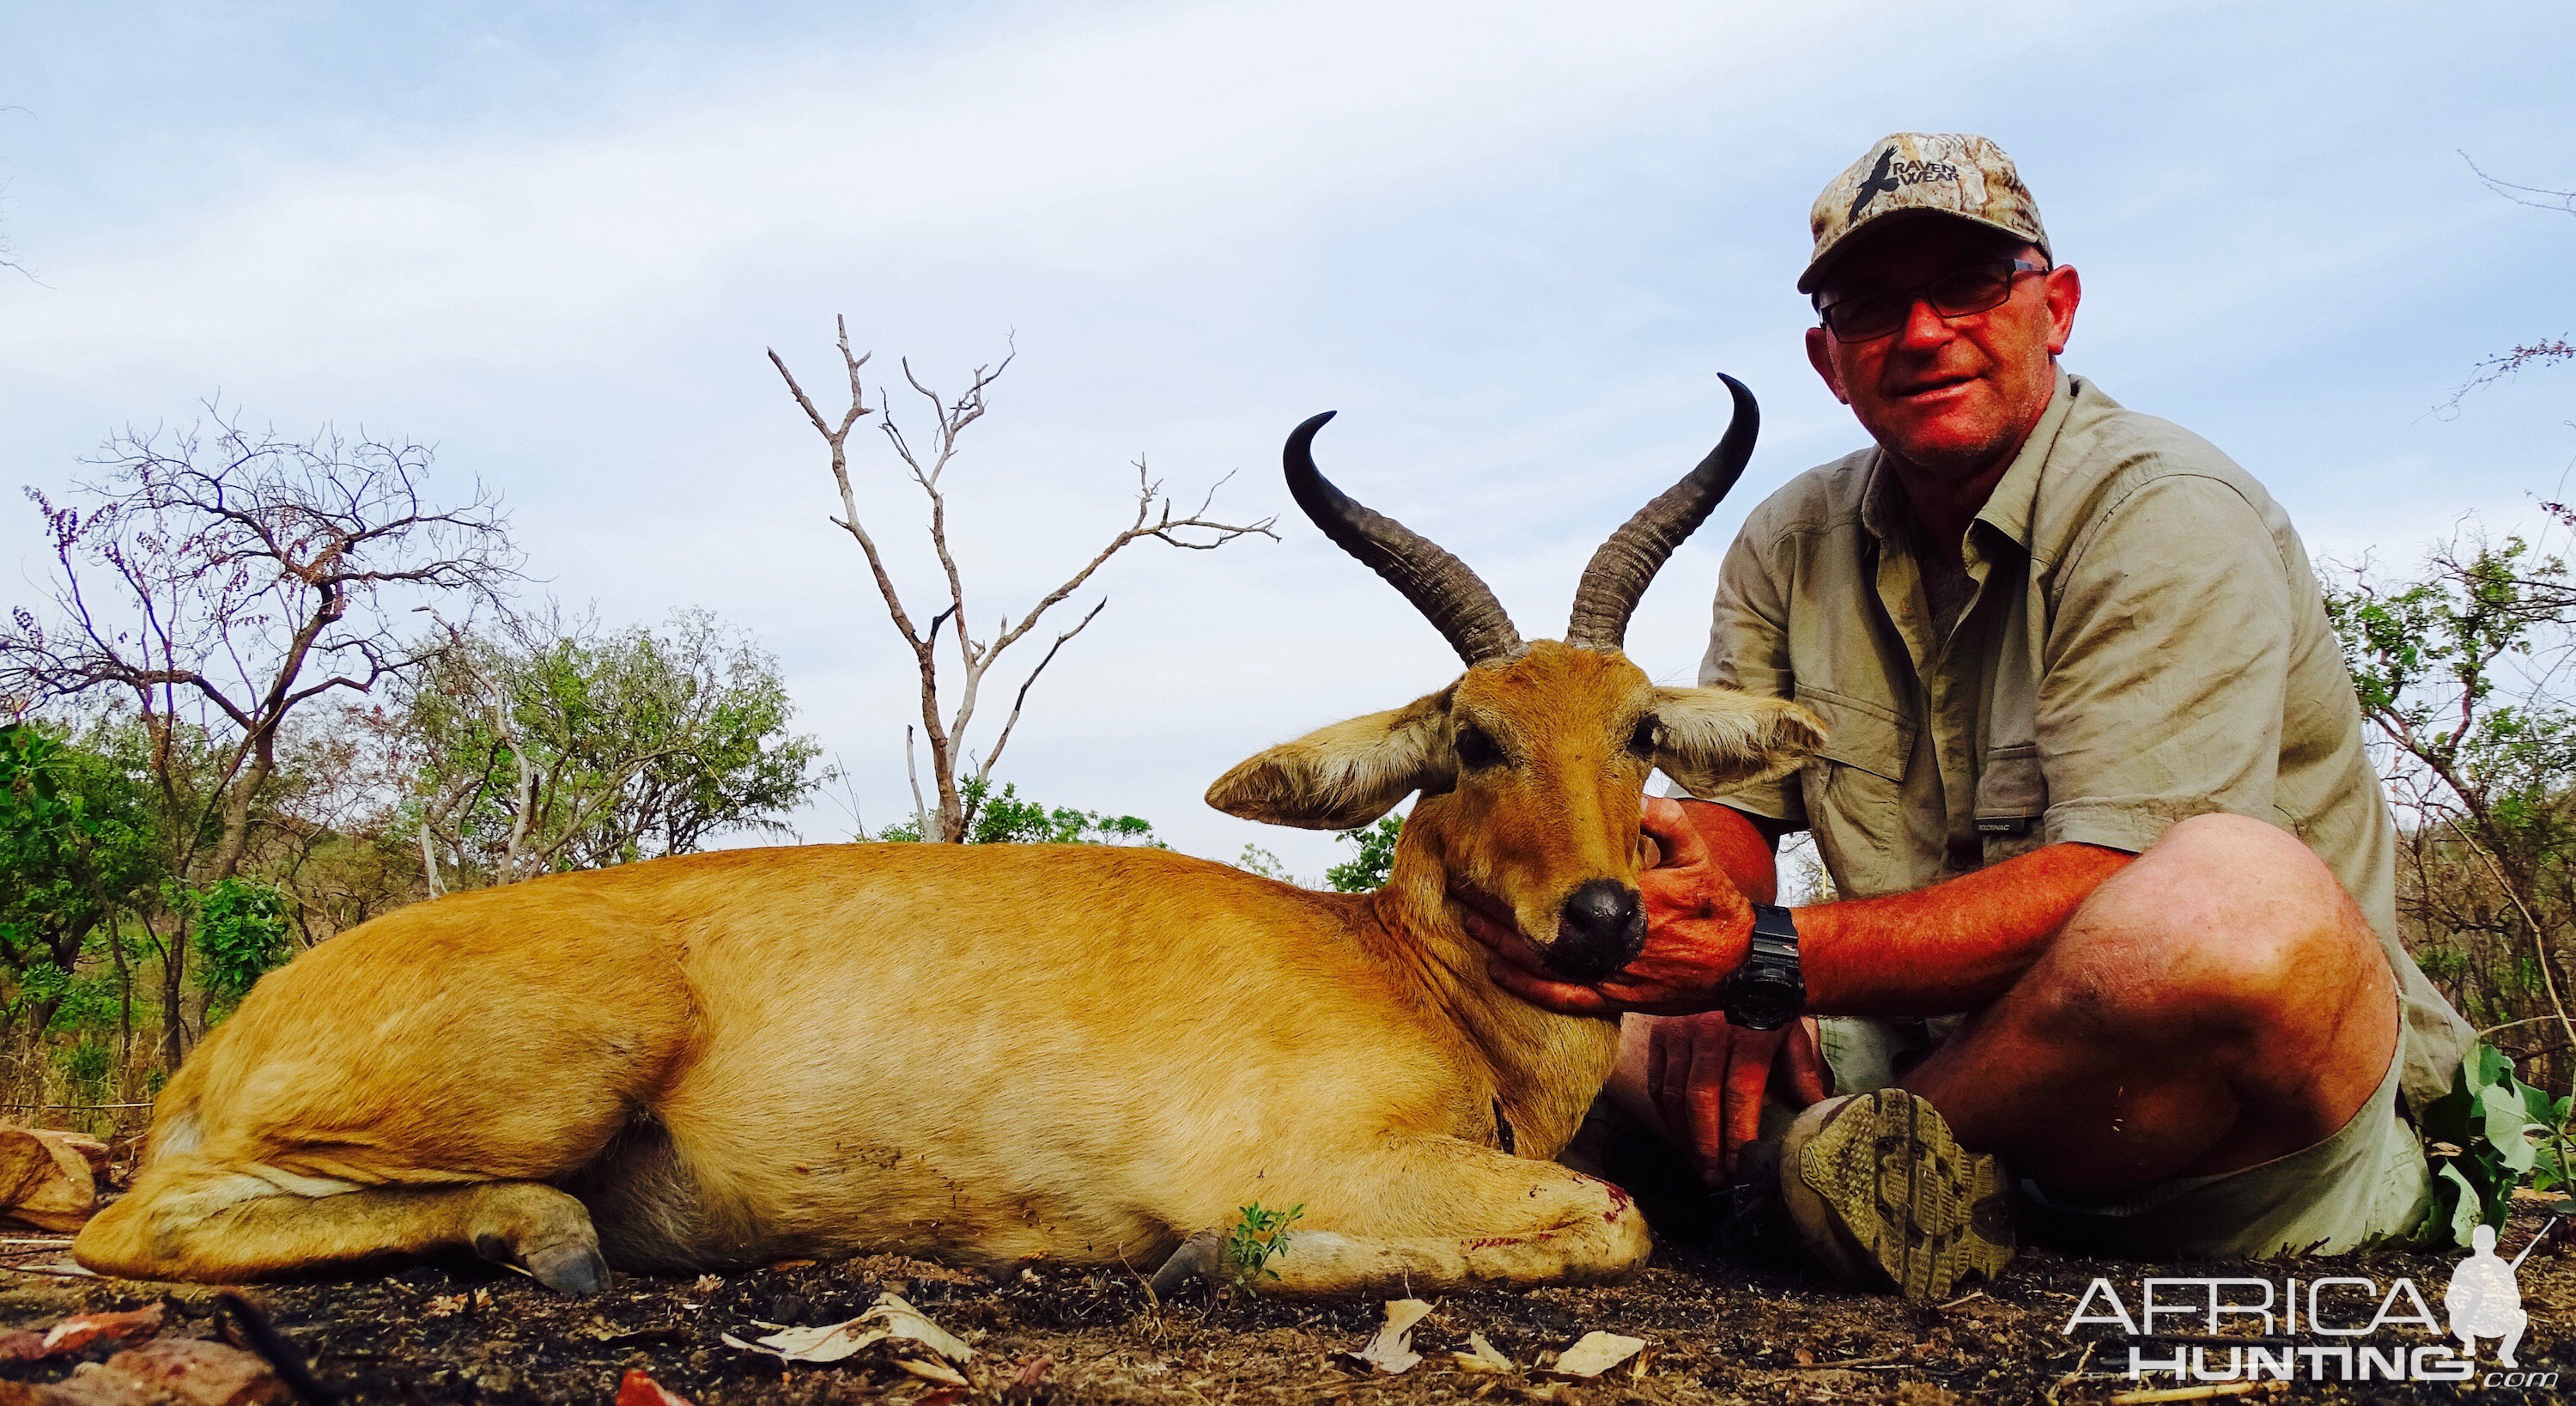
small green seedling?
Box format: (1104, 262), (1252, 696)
(1222, 1202), (1303, 1296)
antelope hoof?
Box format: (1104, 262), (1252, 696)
(1149, 1227), (1224, 1298)
(474, 1232), (609, 1295)
(526, 1241), (610, 1296)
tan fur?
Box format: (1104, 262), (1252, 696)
(74, 642), (1813, 1298)
(1650, 686), (1831, 799)
(1203, 690), (1455, 830)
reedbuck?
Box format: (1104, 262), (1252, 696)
(75, 377), (1819, 1298)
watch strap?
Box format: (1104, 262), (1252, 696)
(1722, 902), (1805, 1031)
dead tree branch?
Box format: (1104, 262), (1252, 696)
(769, 320), (1276, 840)
(2438, 155), (2575, 414)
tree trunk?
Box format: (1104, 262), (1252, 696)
(110, 906), (133, 1077)
(205, 737), (276, 882)
(161, 914), (190, 1074)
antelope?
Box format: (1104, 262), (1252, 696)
(73, 377), (1820, 1299)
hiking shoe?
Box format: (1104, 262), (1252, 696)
(1778, 1088), (2014, 1302)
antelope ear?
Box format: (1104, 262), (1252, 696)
(1206, 689), (1455, 830)
(1650, 686), (1826, 796)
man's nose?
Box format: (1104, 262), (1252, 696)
(1893, 294), (1953, 348)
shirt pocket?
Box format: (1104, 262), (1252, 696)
(1795, 685), (1915, 888)
(1976, 740), (2049, 862)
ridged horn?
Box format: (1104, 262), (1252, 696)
(1563, 374), (1759, 652)
(1285, 411), (1524, 666)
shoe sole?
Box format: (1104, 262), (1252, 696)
(1798, 1088), (2014, 1302)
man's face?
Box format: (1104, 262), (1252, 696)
(1802, 219), (2081, 480)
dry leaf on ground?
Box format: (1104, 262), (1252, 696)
(1550, 1330), (1645, 1378)
(722, 1290), (975, 1366)
(867, 1293), (973, 1362)
(1336, 1298), (1434, 1375)
(894, 1356), (969, 1386)
(720, 1320), (884, 1363)
(1450, 1330), (1515, 1373)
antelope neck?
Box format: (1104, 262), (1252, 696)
(1368, 860), (1612, 1131)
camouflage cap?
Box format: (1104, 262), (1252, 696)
(1799, 133), (2050, 294)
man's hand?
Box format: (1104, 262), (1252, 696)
(1645, 1012), (1831, 1185)
(1483, 797), (1758, 1015)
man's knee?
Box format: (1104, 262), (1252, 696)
(2059, 813), (2385, 1032)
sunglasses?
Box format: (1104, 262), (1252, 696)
(1815, 257), (2052, 344)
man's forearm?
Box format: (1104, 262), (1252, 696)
(1682, 800), (1781, 905)
(1797, 842), (2133, 1017)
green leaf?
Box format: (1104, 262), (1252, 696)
(2421, 1075), (2476, 1146)
(2485, 1105), (2538, 1177)
(2468, 1043), (2512, 1093)
(2524, 1081), (2559, 1126)
(2438, 1161), (2484, 1247)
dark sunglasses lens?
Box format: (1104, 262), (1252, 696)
(1926, 262), (2019, 317)
(1826, 295), (1905, 342)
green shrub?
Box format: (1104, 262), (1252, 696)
(872, 778), (1165, 848)
(193, 879), (291, 1006)
(55, 1041), (111, 1092)
(1327, 815), (1402, 893)
(2423, 1042), (2574, 1245)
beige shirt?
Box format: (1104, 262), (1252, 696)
(1695, 370), (2472, 1116)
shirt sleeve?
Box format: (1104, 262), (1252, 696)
(2037, 472), (2292, 854)
(1686, 523), (1810, 827)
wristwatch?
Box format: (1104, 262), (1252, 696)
(1722, 903), (1806, 1031)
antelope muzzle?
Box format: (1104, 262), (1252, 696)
(1548, 879), (1645, 983)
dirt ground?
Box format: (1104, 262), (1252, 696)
(0, 1192), (2565, 1405)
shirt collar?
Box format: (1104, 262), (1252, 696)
(1971, 368), (2074, 552)
(1857, 367), (2075, 554)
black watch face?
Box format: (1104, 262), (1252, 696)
(1730, 971), (1803, 1031)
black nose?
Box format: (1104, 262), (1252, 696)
(1547, 880), (1644, 983)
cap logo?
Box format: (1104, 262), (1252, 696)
(1845, 146), (1902, 222)
(1847, 146), (1970, 225)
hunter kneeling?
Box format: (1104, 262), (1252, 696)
(1473, 132), (2473, 1302)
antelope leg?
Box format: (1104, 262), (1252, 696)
(75, 1157), (609, 1294)
(1151, 1136), (1650, 1298)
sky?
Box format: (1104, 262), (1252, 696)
(3, 1), (2571, 877)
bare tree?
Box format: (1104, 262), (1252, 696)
(0, 407), (516, 1064)
(769, 319), (1275, 843)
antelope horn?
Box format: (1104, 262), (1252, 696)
(1564, 374), (1759, 652)
(1285, 411), (1524, 666)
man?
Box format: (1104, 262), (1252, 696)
(1481, 133), (2475, 1300)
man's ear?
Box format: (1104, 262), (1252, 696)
(1804, 325), (1850, 405)
(2043, 262), (2081, 355)
(1651, 686), (1826, 797)
(1206, 689), (1455, 830)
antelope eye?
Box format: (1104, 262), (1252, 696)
(1455, 724), (1504, 770)
(1628, 715), (1659, 759)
